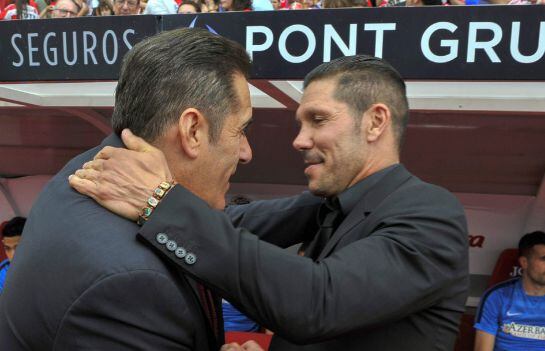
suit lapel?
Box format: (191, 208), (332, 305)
(317, 165), (413, 260)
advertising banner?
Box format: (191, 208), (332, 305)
(0, 6), (544, 81)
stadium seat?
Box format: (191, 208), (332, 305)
(487, 248), (520, 287)
(454, 248), (521, 351)
(225, 331), (272, 350)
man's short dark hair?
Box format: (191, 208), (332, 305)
(518, 230), (545, 258)
(111, 28), (252, 144)
(231, 0), (252, 10)
(2, 217), (26, 238)
(303, 55), (409, 152)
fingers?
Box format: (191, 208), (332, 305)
(241, 340), (264, 351)
(219, 341), (263, 351)
(220, 343), (242, 351)
(93, 144), (138, 163)
(83, 159), (105, 171)
(68, 174), (98, 198)
(75, 168), (100, 182)
(94, 146), (117, 161)
(121, 129), (156, 153)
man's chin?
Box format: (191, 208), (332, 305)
(307, 181), (326, 197)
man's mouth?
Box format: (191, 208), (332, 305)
(301, 151), (324, 175)
(304, 160), (324, 175)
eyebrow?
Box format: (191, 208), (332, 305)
(298, 105), (331, 121)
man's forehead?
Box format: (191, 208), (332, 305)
(296, 87), (337, 119)
(296, 102), (321, 119)
(300, 78), (338, 104)
(532, 244), (545, 254)
(240, 107), (253, 125)
(57, 0), (77, 8)
(2, 236), (21, 244)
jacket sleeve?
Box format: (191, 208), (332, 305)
(224, 192), (322, 247)
(53, 270), (195, 350)
(139, 185), (468, 344)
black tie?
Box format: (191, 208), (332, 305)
(306, 198), (342, 261)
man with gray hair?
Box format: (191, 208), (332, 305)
(50, 0), (80, 17)
(0, 27), (260, 350)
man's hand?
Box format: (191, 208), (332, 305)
(220, 341), (264, 351)
(69, 129), (173, 221)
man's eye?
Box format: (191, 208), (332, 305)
(312, 116), (326, 124)
(241, 125), (251, 135)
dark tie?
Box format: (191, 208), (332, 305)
(305, 198), (342, 261)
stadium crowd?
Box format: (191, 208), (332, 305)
(0, 0), (543, 21)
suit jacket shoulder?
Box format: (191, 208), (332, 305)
(0, 135), (214, 351)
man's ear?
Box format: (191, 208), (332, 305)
(519, 255), (528, 271)
(178, 108), (208, 159)
(364, 103), (391, 143)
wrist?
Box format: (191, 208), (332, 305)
(137, 180), (176, 226)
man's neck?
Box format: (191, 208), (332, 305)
(348, 157), (399, 189)
(522, 277), (545, 296)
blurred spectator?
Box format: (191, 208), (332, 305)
(34, 0), (51, 13)
(92, 0), (113, 14)
(290, 0), (318, 8)
(177, 0), (200, 11)
(42, 0), (79, 17)
(219, 0), (251, 11)
(508, 0), (543, 3)
(474, 231), (545, 351)
(201, 0), (218, 10)
(113, 0), (139, 14)
(251, 0), (272, 10)
(143, 0), (176, 14)
(270, 0), (279, 8)
(465, 0), (508, 4)
(0, 217), (26, 294)
(1, 0), (39, 19)
(322, 0), (365, 7)
(405, 0), (443, 6)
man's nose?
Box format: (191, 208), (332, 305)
(292, 126), (312, 151)
(239, 135), (252, 164)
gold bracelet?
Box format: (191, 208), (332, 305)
(137, 181), (175, 226)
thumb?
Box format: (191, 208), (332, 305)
(121, 129), (155, 153)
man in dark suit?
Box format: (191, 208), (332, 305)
(71, 56), (469, 350)
(0, 28), (257, 350)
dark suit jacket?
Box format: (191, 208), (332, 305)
(0, 134), (219, 351)
(138, 164), (468, 350)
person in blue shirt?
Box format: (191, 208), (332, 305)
(474, 230), (545, 351)
(0, 217), (26, 294)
